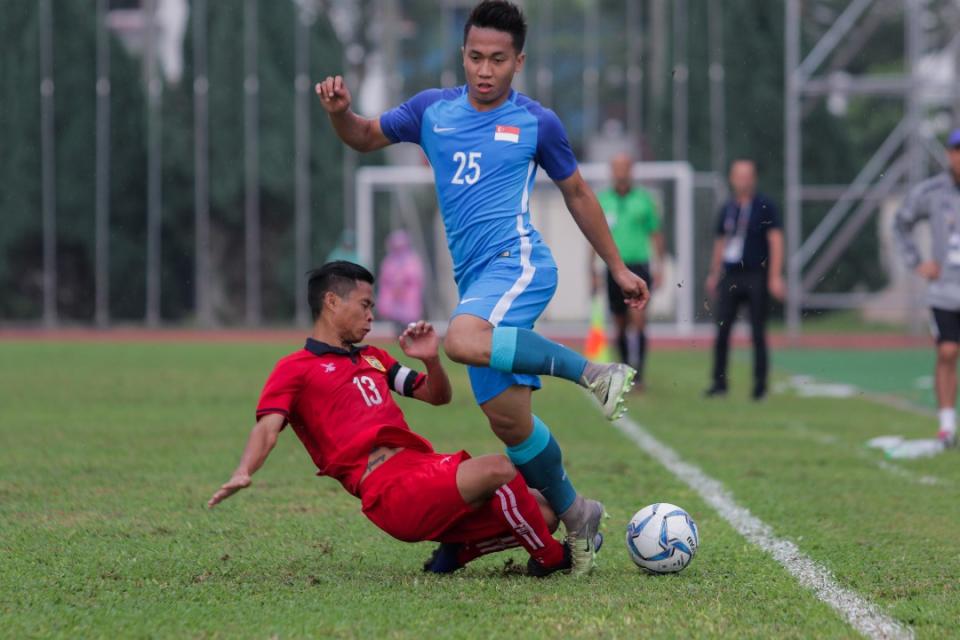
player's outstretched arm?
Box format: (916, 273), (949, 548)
(315, 75), (392, 153)
(400, 321), (453, 406)
(207, 413), (285, 508)
(556, 170), (650, 310)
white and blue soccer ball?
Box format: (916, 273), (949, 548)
(626, 502), (699, 574)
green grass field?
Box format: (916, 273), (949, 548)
(1, 341), (958, 639)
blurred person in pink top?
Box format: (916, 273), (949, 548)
(377, 230), (426, 332)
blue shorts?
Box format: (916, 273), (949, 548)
(451, 239), (558, 405)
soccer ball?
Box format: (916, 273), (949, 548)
(625, 503), (699, 574)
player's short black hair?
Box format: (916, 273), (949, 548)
(307, 261), (375, 320)
(463, 0), (526, 53)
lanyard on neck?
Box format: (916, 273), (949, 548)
(731, 200), (752, 238)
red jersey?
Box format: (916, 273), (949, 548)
(256, 338), (432, 496)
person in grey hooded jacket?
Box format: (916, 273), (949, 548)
(893, 128), (960, 447)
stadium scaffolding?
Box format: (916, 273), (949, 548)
(784, 0), (960, 334)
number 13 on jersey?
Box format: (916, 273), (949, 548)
(353, 375), (383, 406)
(451, 151), (481, 185)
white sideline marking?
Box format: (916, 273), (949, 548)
(612, 415), (913, 640)
(777, 375), (859, 398)
(776, 375), (935, 419)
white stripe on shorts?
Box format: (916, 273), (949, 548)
(488, 220), (536, 327)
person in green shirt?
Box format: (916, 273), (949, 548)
(591, 153), (665, 387)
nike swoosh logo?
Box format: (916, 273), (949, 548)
(433, 124), (456, 133)
(459, 297), (482, 304)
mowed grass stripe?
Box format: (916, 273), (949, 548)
(0, 341), (857, 638)
(612, 414), (912, 640)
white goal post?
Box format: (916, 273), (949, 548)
(356, 161), (696, 335)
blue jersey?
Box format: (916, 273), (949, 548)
(380, 86), (578, 285)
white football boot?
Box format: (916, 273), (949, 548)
(583, 363), (637, 420)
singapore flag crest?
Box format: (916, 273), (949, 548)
(494, 125), (520, 143)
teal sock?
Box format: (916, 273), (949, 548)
(505, 416), (577, 516)
(490, 326), (588, 383)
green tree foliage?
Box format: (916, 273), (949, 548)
(0, 0), (345, 323)
(0, 2), (146, 321)
(159, 0), (345, 323)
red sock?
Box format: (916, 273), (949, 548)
(491, 473), (565, 567)
(457, 535), (520, 566)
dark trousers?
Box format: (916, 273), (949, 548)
(711, 270), (769, 390)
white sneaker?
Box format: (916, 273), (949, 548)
(584, 363), (636, 420)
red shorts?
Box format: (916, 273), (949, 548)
(360, 449), (512, 544)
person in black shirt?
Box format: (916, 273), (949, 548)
(704, 159), (785, 400)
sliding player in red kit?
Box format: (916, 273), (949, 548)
(208, 261), (586, 576)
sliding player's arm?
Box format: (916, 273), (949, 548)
(556, 170), (650, 310)
(316, 75), (392, 152)
(207, 413), (285, 508)
(399, 321), (452, 406)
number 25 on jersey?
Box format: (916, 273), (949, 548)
(451, 151), (481, 185)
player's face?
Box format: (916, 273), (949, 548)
(948, 147), (960, 181)
(462, 26), (525, 110)
(729, 161), (757, 198)
(334, 281), (375, 344)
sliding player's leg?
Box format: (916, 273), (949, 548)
(453, 454), (566, 570)
(425, 493), (604, 575)
(424, 488), (557, 573)
(361, 449), (566, 574)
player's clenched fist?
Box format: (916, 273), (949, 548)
(399, 321), (440, 361)
(316, 75), (352, 114)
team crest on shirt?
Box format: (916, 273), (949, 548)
(363, 355), (386, 372)
(494, 125), (520, 143)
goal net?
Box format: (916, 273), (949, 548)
(355, 161), (705, 336)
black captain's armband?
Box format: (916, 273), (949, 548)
(386, 362), (421, 397)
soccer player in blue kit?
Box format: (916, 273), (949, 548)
(317, 0), (649, 575)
